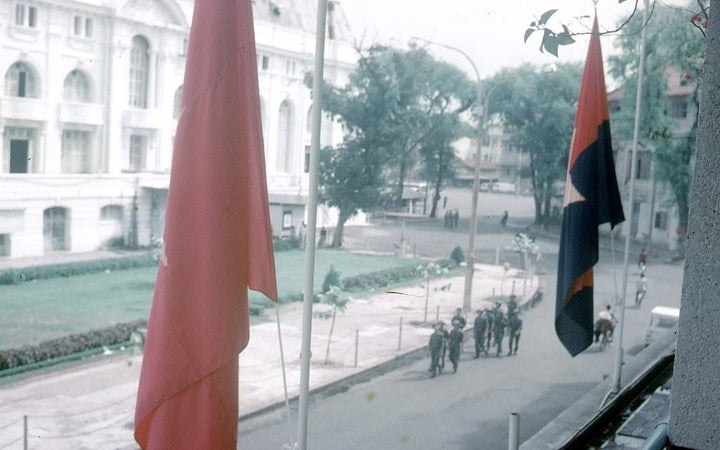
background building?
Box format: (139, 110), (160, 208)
(0, 0), (356, 259)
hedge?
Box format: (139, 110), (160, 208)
(0, 320), (147, 372)
(341, 259), (456, 292)
(0, 237), (300, 285)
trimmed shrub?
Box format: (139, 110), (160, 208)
(450, 246), (465, 265)
(322, 265), (341, 294)
(0, 254), (157, 285)
(273, 237), (300, 252)
(0, 320), (147, 371)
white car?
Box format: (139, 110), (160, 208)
(492, 182), (516, 193)
(645, 306), (680, 346)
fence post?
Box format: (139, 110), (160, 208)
(511, 280), (516, 296)
(24, 414), (28, 450)
(354, 330), (359, 368)
(435, 305), (440, 323)
(398, 317), (403, 351)
(508, 412), (519, 450)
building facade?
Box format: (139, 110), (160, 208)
(0, 0), (356, 259)
(608, 67), (697, 251)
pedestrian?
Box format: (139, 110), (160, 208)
(299, 222), (307, 249)
(473, 309), (488, 358)
(451, 307), (467, 330)
(638, 247), (648, 272)
(635, 273), (649, 306)
(494, 311), (507, 356)
(453, 209), (459, 228)
(437, 321), (449, 373)
(500, 210), (508, 227)
(507, 295), (518, 317)
(428, 322), (444, 378)
(443, 195), (448, 209)
(318, 227), (327, 247)
(507, 311), (523, 355)
(485, 309), (495, 348)
(444, 210), (450, 228)
(448, 321), (464, 373)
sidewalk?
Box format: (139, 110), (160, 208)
(0, 264), (539, 450)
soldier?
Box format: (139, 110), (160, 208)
(437, 321), (449, 373)
(451, 307), (467, 329)
(473, 309), (488, 358)
(428, 322), (444, 378)
(507, 295), (518, 317)
(494, 311), (507, 356)
(448, 321), (464, 373)
(485, 309), (495, 348)
(507, 311), (523, 355)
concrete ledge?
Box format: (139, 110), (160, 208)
(520, 331), (677, 450)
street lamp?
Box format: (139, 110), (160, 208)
(410, 37), (486, 314)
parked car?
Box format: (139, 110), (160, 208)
(645, 306), (680, 346)
(492, 182), (516, 193)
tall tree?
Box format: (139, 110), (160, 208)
(491, 63), (583, 227)
(309, 45), (474, 245)
(608, 1), (706, 248)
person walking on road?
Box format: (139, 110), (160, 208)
(494, 311), (507, 356)
(473, 310), (489, 357)
(437, 321), (449, 372)
(451, 307), (467, 330)
(485, 309), (495, 348)
(448, 322), (464, 373)
(428, 323), (444, 378)
(635, 273), (649, 307)
(507, 295), (518, 317)
(507, 311), (523, 356)
(500, 210), (508, 227)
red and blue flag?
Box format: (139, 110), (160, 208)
(555, 15), (625, 357)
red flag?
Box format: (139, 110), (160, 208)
(555, 15), (624, 356)
(134, 1), (277, 448)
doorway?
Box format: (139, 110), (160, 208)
(10, 140), (29, 173)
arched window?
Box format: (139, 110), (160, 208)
(276, 101), (293, 172)
(43, 207), (69, 251)
(63, 70), (90, 102)
(172, 86), (183, 119)
(5, 62), (36, 98)
(129, 36), (150, 108)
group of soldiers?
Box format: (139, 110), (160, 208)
(428, 299), (524, 378)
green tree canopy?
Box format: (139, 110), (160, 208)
(490, 62), (582, 226)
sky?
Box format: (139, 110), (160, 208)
(337, 0), (643, 79)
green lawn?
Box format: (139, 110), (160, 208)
(0, 249), (417, 350)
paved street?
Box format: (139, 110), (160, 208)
(238, 217), (684, 449)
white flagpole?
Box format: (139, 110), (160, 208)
(297, 1), (328, 448)
(609, 0), (648, 399)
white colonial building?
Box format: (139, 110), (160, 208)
(0, 0), (356, 259)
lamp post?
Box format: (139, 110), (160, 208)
(411, 37), (485, 314)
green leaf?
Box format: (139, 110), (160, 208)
(556, 31), (575, 46)
(543, 35), (560, 57)
(524, 28), (535, 43)
(539, 9), (558, 26)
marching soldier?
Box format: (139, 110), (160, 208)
(507, 311), (523, 355)
(428, 322), (444, 378)
(494, 311), (507, 356)
(448, 321), (464, 373)
(473, 309), (488, 357)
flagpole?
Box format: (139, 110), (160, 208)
(297, 1), (328, 448)
(609, 0), (648, 398)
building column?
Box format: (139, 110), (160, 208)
(668, 1), (720, 447)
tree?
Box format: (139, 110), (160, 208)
(608, 1), (706, 250)
(311, 45), (474, 238)
(314, 285), (350, 365)
(490, 63), (582, 227)
(318, 141), (385, 248)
